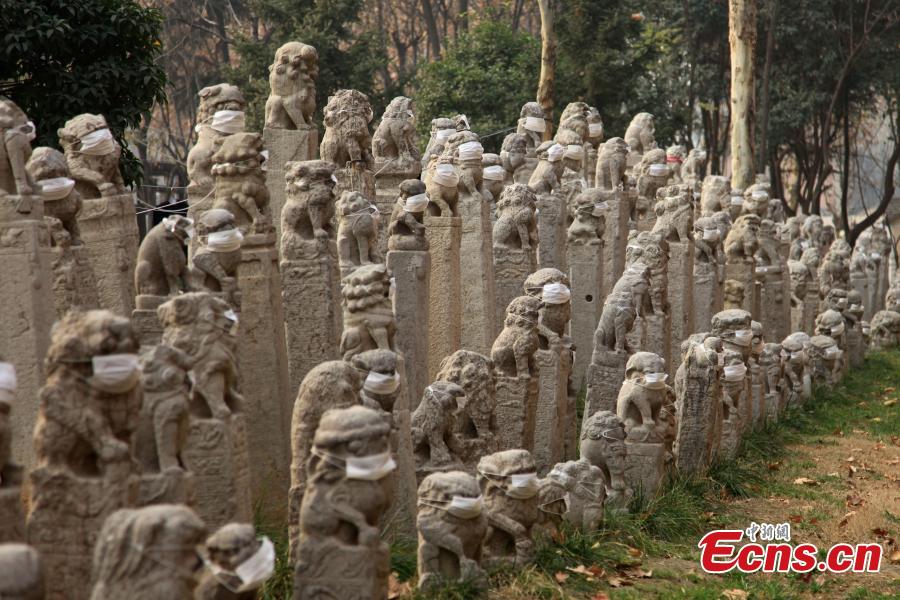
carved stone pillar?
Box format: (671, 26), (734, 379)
(624, 441), (666, 498)
(533, 346), (570, 475)
(493, 246), (537, 343)
(264, 126), (319, 241)
(568, 241), (603, 388)
(388, 250), (430, 408)
(604, 189), (631, 286)
(493, 375), (539, 452)
(425, 216), (461, 379)
(583, 350), (628, 422)
(458, 190), (497, 355)
(693, 261), (723, 333)
(536, 190), (568, 271)
(667, 240), (694, 376)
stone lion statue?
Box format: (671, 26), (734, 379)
(635, 149), (669, 206)
(516, 101), (545, 155)
(567, 188), (608, 245)
(320, 89), (374, 170)
(187, 83), (245, 190)
(336, 190), (380, 268)
(0, 98), (36, 199)
(372, 96), (420, 165)
(210, 132), (271, 233)
(135, 215), (192, 299)
(594, 264), (652, 354)
(492, 183), (537, 251)
(490, 295), (541, 379)
(579, 410), (631, 511)
(411, 381), (466, 471)
(546, 459), (606, 530)
(871, 309), (900, 350)
(724, 214), (761, 262)
(196, 523), (271, 598)
(265, 41), (318, 129)
(500, 132), (531, 184)
(595, 137), (628, 190)
(616, 351), (668, 442)
(416, 470), (487, 590)
(557, 101), (591, 142)
(189, 208), (242, 307)
(624, 112), (656, 154)
(422, 117), (456, 172)
(723, 279), (745, 310)
(681, 148), (707, 189)
(339, 263), (396, 359)
(651, 184), (693, 243)
(281, 159), (337, 257)
(135, 344), (191, 476)
(435, 350), (496, 450)
(58, 113), (125, 199)
(26, 146), (83, 244)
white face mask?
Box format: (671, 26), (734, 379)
(24, 121), (36, 141)
(547, 143), (565, 162)
(870, 252), (881, 259)
(733, 329), (753, 346)
(588, 122), (603, 137)
(433, 164), (459, 187)
(435, 128), (454, 143)
(224, 308), (239, 324)
(458, 141), (484, 161)
(824, 346), (843, 360)
(524, 116), (546, 133)
(403, 192), (429, 213)
(447, 495), (483, 519)
(703, 228), (720, 242)
(641, 372), (668, 389)
(790, 351), (804, 361)
(723, 363), (747, 382)
(346, 451), (396, 481)
(259, 149), (269, 172)
(647, 163), (669, 177)
(829, 322), (845, 336)
(364, 370), (400, 395)
(730, 196), (744, 206)
(39, 177), (76, 200)
(90, 353), (141, 393)
(210, 110), (245, 134)
(542, 282), (571, 305)
(862, 325), (870, 335)
(850, 303), (862, 312)
(592, 202), (609, 217)
(717, 352), (725, 367)
(565, 144), (584, 160)
(483, 165), (506, 181)
(78, 128), (115, 155)
(506, 472), (539, 499)
(751, 190), (768, 200)
(0, 362), (17, 397)
(206, 228), (244, 253)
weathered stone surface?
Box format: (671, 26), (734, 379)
(673, 337), (720, 475)
(265, 41), (318, 130)
(435, 350), (497, 470)
(458, 188), (496, 355)
(425, 216), (462, 379)
(493, 376), (538, 453)
(0, 367), (24, 543)
(187, 84), (246, 193)
(477, 449), (539, 568)
(264, 126), (319, 241)
(294, 406), (393, 600)
(389, 250), (430, 405)
(568, 235), (603, 389)
(196, 522), (276, 598)
(0, 543), (43, 598)
(580, 410), (632, 511)
(624, 441), (666, 498)
(411, 381), (466, 476)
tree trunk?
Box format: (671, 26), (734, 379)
(421, 0), (441, 60)
(756, 0), (776, 174)
(458, 0), (469, 33)
(537, 0), (556, 140)
(728, 0), (757, 190)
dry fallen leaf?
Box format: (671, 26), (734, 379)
(871, 417), (883, 422)
(607, 575), (627, 588)
(767, 461), (782, 471)
(873, 527), (890, 538)
(890, 549), (900, 564)
(887, 458), (899, 465)
(828, 472), (840, 477)
(789, 514), (804, 523)
(833, 427), (844, 436)
(387, 574), (411, 599)
(884, 387), (896, 393)
(722, 590), (749, 600)
(627, 546), (643, 558)
(555, 572), (570, 584)
(591, 594), (610, 600)
(838, 511), (857, 527)
(874, 442), (886, 450)
(794, 477), (819, 486)
(846, 456), (856, 463)
(885, 399), (897, 407)
(846, 494), (863, 507)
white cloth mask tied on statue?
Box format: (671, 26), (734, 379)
(733, 329), (753, 346)
(483, 165), (506, 181)
(211, 537), (276, 593)
(723, 363), (747, 382)
(39, 177), (76, 201)
(210, 110), (245, 134)
(524, 116), (546, 133)
(89, 353), (141, 393)
(458, 141), (484, 161)
(345, 451), (396, 481)
(364, 371), (400, 395)
(207, 228), (244, 253)
(446, 495), (483, 519)
(546, 143), (565, 162)
(730, 195), (744, 206)
(506, 472), (539, 499)
(588, 122), (604, 137)
(647, 163), (669, 177)
(850, 303), (862, 312)
(703, 228), (720, 242)
(433, 163), (459, 187)
(642, 372), (668, 389)
(825, 346), (843, 360)
(78, 128), (115, 155)
(542, 282), (571, 305)
(751, 189), (768, 200)
(435, 128), (454, 143)
(565, 144), (584, 160)
(790, 351), (804, 361)
(871, 252), (881, 260)
(829, 322), (845, 336)
(403, 193), (429, 213)
(0, 362), (17, 402)
(592, 202), (609, 217)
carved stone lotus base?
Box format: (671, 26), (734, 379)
(494, 375), (538, 452)
(0, 485), (24, 542)
(583, 350), (627, 424)
(387, 250), (430, 408)
(76, 193), (139, 315)
(568, 239), (603, 388)
(182, 414), (252, 530)
(623, 440), (665, 498)
(294, 536), (390, 600)
(533, 346), (571, 475)
(425, 217), (461, 380)
(493, 245), (536, 338)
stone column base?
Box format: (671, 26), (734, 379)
(294, 538), (389, 600)
(624, 441), (665, 498)
(583, 350), (628, 423)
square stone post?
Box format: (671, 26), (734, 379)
(374, 161), (420, 258)
(749, 362), (766, 431)
(388, 250), (430, 408)
(725, 261), (756, 315)
(494, 375), (539, 452)
(536, 191), (567, 271)
(236, 231), (292, 519)
(493, 246), (537, 342)
(604, 189), (632, 286)
(0, 481), (23, 542)
(131, 295), (166, 348)
(583, 350), (628, 423)
(50, 244), (100, 319)
(802, 280), (820, 333)
(532, 346), (571, 475)
(624, 441), (666, 498)
(568, 241), (603, 388)
(425, 216), (461, 379)
(666, 240), (694, 375)
(757, 265), (790, 341)
(458, 192), (497, 355)
(693, 261), (723, 333)
(264, 126), (318, 242)
(77, 193), (139, 315)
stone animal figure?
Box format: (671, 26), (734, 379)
(135, 215), (192, 298)
(135, 344), (191, 474)
(568, 188), (608, 244)
(477, 449), (540, 568)
(557, 101), (591, 142)
(545, 459), (605, 530)
(681, 148), (707, 188)
(595, 137), (628, 190)
(594, 264), (653, 353)
(425, 160), (460, 217)
(516, 101), (546, 154)
(388, 179), (428, 251)
(373, 96), (420, 164)
(435, 350), (496, 448)
(760, 342), (785, 416)
(579, 410), (631, 510)
(158, 292), (244, 420)
(190, 208), (242, 307)
(196, 523), (269, 599)
(724, 214), (761, 262)
(693, 215), (723, 263)
(33, 309), (141, 475)
(0, 386), (22, 489)
(336, 190), (380, 267)
(26, 146), (83, 244)
(624, 112), (656, 154)
(755, 218), (782, 267)
(492, 183), (537, 250)
(0, 98), (35, 198)
(491, 295), (541, 378)
(282, 159), (336, 241)
(265, 41), (318, 129)
(187, 83), (246, 189)
(319, 89), (374, 170)
(411, 382), (466, 470)
(500, 132), (531, 184)
(723, 279), (745, 310)
(0, 544), (44, 600)
(422, 117), (456, 171)
(416, 471), (488, 591)
(635, 149), (669, 207)
(351, 349), (402, 418)
(295, 406), (393, 598)
(211, 132), (271, 233)
(616, 352), (668, 442)
(89, 505), (207, 600)
(58, 113), (125, 199)
(700, 175), (729, 216)
(527, 141), (566, 196)
(339, 263), (396, 359)
(887, 285), (900, 313)
(652, 185), (693, 242)
(523, 268), (572, 350)
(870, 310), (900, 350)
(288, 361), (363, 561)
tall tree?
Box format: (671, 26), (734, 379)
(729, 0), (758, 190)
(536, 0), (556, 137)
